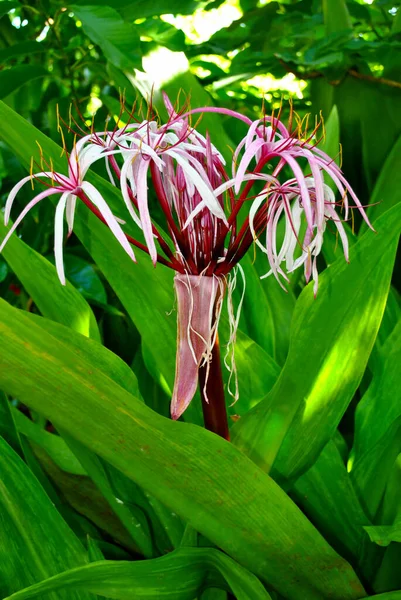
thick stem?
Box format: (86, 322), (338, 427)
(198, 336), (230, 441)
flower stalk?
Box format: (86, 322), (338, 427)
(198, 335), (230, 441)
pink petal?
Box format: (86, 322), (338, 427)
(171, 274), (222, 420)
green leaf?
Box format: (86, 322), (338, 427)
(2, 548), (270, 600)
(322, 0), (352, 36)
(76, 0), (199, 18)
(0, 300), (365, 600)
(236, 254), (275, 358)
(71, 5), (142, 71)
(366, 590), (401, 600)
(219, 322), (280, 417)
(30, 442), (142, 552)
(12, 409), (86, 476)
(57, 254), (107, 305)
(350, 318), (401, 519)
(293, 440), (376, 580)
(251, 248), (296, 366)
(0, 391), (23, 458)
(25, 311), (139, 397)
(60, 433), (156, 558)
(364, 524), (401, 548)
(0, 1), (18, 19)
(0, 221), (100, 340)
(232, 203), (401, 483)
(21, 317), (175, 556)
(0, 436), (91, 599)
(0, 41), (47, 63)
(319, 105), (340, 192)
(361, 132), (401, 229)
(0, 257), (8, 282)
(365, 593), (401, 600)
(0, 66), (47, 99)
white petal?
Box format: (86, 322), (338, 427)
(54, 192), (69, 285)
(120, 156), (144, 229)
(4, 172), (54, 225)
(167, 149), (228, 225)
(0, 188), (61, 253)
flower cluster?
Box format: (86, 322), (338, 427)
(1, 95), (371, 419)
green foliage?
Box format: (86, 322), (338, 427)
(1, 1), (401, 599)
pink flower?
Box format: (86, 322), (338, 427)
(0, 144), (135, 284)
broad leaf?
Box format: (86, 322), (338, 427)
(361, 132), (401, 228)
(0, 221), (100, 340)
(364, 524), (401, 548)
(0, 41), (47, 63)
(0, 436), (91, 599)
(0, 66), (47, 99)
(293, 440), (376, 580)
(2, 548), (270, 600)
(351, 318), (401, 519)
(0, 299), (365, 600)
(71, 5), (142, 71)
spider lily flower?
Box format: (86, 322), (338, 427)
(192, 106), (373, 296)
(248, 177), (352, 295)
(0, 144), (136, 284)
(0, 96), (372, 425)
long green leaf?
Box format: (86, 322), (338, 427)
(0, 41), (47, 63)
(365, 594), (401, 599)
(3, 548), (270, 600)
(0, 437), (91, 599)
(22, 312), (176, 555)
(12, 409), (86, 476)
(350, 318), (401, 519)
(293, 440), (376, 580)
(0, 66), (47, 99)
(364, 524), (401, 547)
(0, 300), (365, 600)
(0, 221), (99, 340)
(360, 132), (401, 229)
(0, 391), (23, 458)
(322, 0), (352, 36)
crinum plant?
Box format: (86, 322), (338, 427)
(0, 94), (371, 441)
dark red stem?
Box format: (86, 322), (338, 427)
(198, 336), (230, 441)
